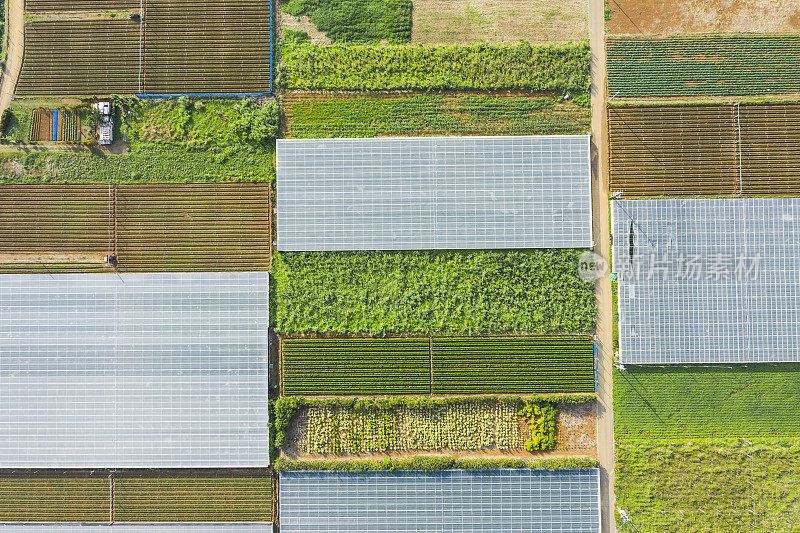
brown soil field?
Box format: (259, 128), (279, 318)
(412, 0), (588, 43)
(0, 183), (271, 272)
(608, 102), (800, 196)
(607, 0), (800, 35)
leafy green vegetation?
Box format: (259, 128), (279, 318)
(278, 41), (590, 91)
(274, 250), (596, 335)
(282, 0), (411, 43)
(284, 93), (590, 137)
(273, 456), (600, 471)
(519, 400), (557, 452)
(0, 98), (278, 183)
(616, 440), (800, 532)
(607, 35), (800, 97)
(614, 365), (800, 439)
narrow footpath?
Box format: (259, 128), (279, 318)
(0, 0), (24, 115)
(589, 0), (616, 531)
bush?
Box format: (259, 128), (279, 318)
(274, 250), (596, 335)
(282, 0), (412, 43)
(278, 41), (591, 91)
(519, 400), (557, 452)
(273, 456), (600, 472)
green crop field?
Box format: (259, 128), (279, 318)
(281, 336), (595, 395)
(113, 477), (272, 522)
(281, 338), (432, 395)
(278, 41), (590, 91)
(614, 365), (800, 439)
(607, 35), (800, 97)
(432, 337), (595, 395)
(616, 440), (800, 532)
(273, 250), (596, 335)
(614, 364), (800, 531)
(0, 478), (110, 522)
(283, 92), (590, 138)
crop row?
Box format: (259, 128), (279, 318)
(280, 336), (595, 395)
(0, 183), (271, 272)
(608, 103), (800, 196)
(26, 0), (137, 10)
(607, 35), (800, 97)
(283, 91), (590, 138)
(0, 476), (271, 522)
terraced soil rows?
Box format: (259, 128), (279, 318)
(431, 336), (595, 394)
(607, 35), (800, 97)
(0, 478), (109, 522)
(26, 0), (137, 10)
(142, 0), (271, 94)
(113, 477), (272, 522)
(280, 336), (595, 396)
(0, 184), (271, 272)
(609, 103), (800, 196)
(280, 338), (432, 395)
(115, 183), (271, 271)
(17, 20), (140, 96)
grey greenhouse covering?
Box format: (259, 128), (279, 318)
(277, 135), (592, 251)
(613, 198), (800, 364)
(0, 272), (269, 468)
(279, 468), (601, 532)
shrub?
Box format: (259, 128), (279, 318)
(520, 400), (557, 452)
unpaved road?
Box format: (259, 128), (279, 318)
(589, 0), (616, 531)
(0, 0), (24, 115)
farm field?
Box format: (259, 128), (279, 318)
(26, 0), (137, 9)
(283, 91), (590, 137)
(280, 336), (595, 395)
(112, 477), (272, 522)
(0, 184), (271, 272)
(278, 41), (590, 91)
(411, 0), (587, 44)
(17, 20), (140, 96)
(616, 440), (800, 532)
(606, 0), (800, 35)
(0, 476), (272, 523)
(17, 0), (272, 96)
(608, 102), (800, 196)
(614, 365), (800, 439)
(606, 35), (800, 97)
(273, 250), (596, 335)
(276, 396), (597, 459)
(432, 336), (595, 394)
(280, 338), (431, 395)
(0, 478), (109, 522)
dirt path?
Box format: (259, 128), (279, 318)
(589, 0), (616, 531)
(0, 0), (24, 115)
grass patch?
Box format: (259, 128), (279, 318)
(616, 440), (800, 532)
(282, 0), (411, 43)
(284, 93), (590, 137)
(614, 365), (800, 439)
(273, 250), (596, 335)
(278, 41), (590, 91)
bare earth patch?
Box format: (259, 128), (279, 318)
(608, 0), (800, 35)
(280, 12), (332, 44)
(412, 0), (588, 44)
